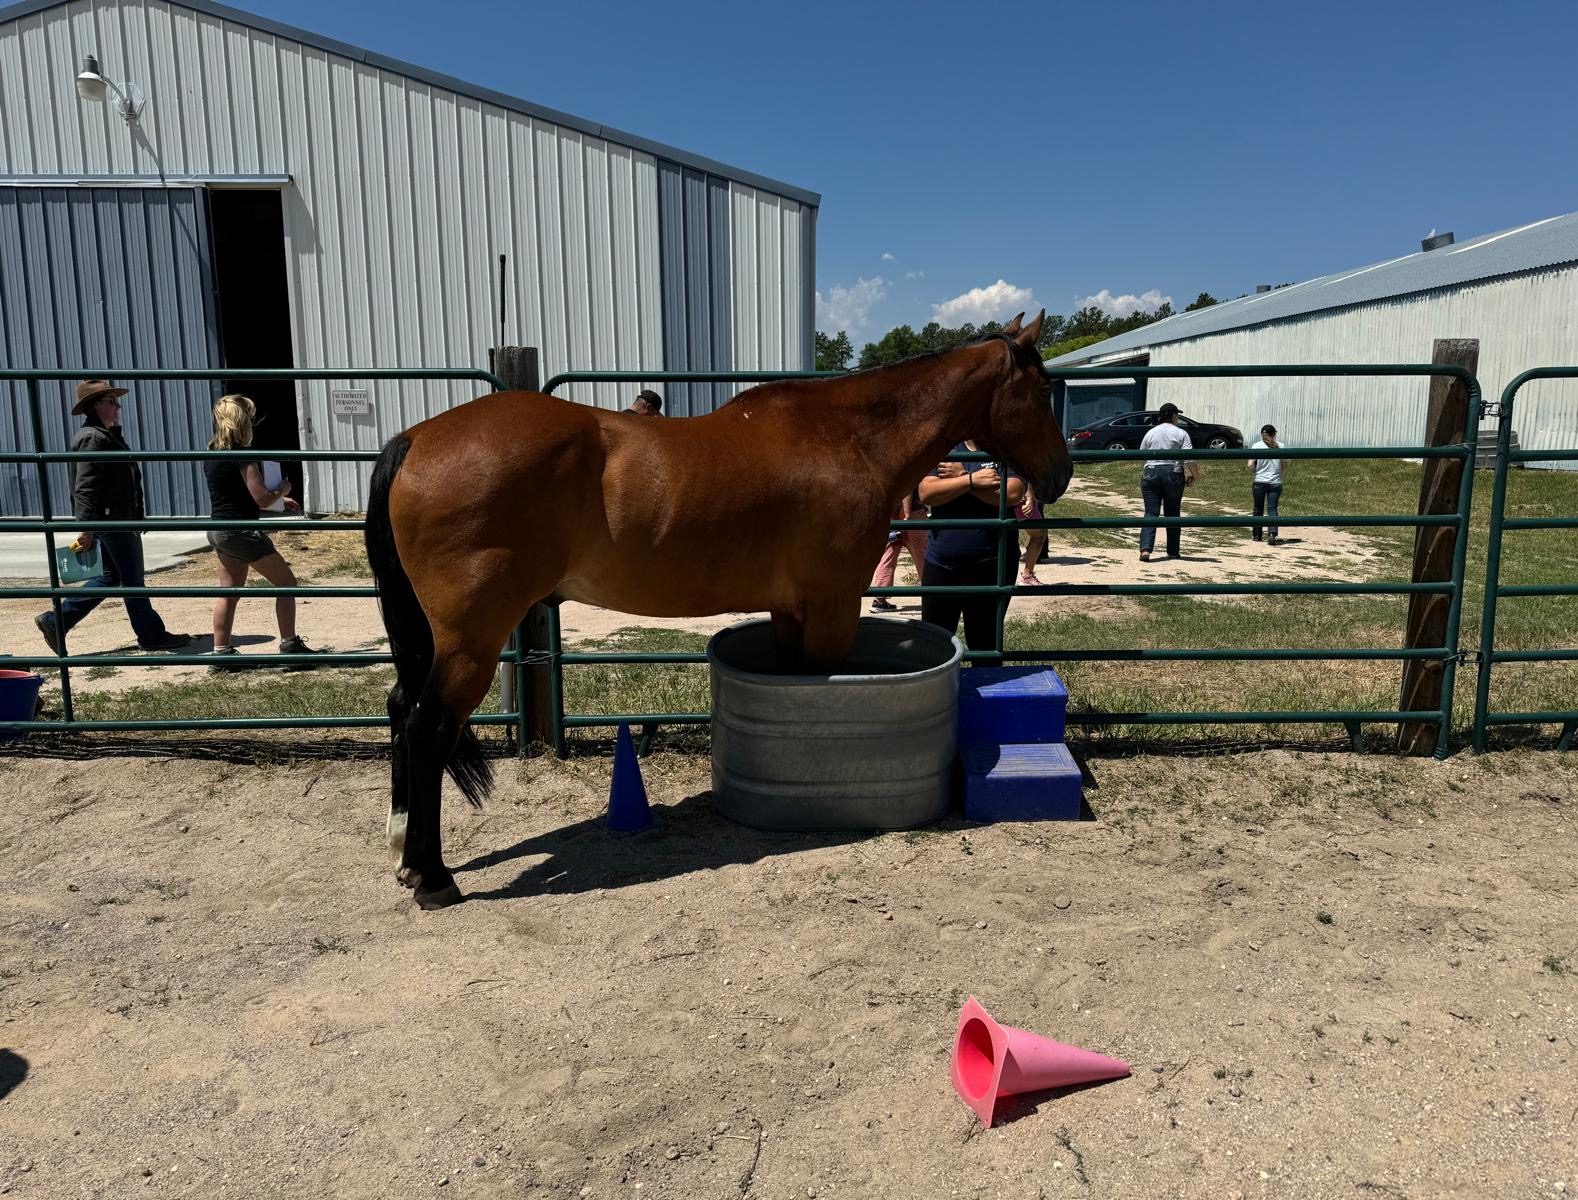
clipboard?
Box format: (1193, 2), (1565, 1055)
(260, 460), (287, 513)
(55, 541), (102, 584)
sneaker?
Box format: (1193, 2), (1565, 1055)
(870, 598), (898, 613)
(205, 646), (244, 673)
(138, 631), (191, 652)
(279, 635), (328, 671)
(34, 612), (62, 655)
(1019, 571), (1040, 586)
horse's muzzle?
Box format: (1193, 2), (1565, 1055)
(1038, 462), (1073, 506)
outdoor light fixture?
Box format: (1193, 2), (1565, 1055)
(76, 53), (146, 125)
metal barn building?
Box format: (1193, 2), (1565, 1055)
(1047, 212), (1578, 462)
(0, 0), (819, 514)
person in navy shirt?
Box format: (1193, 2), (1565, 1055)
(916, 441), (1024, 652)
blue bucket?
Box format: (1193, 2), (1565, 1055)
(0, 669), (44, 741)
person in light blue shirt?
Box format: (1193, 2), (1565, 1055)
(1137, 403), (1197, 561)
(1248, 424), (1286, 545)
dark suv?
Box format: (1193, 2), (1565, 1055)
(1066, 410), (1245, 451)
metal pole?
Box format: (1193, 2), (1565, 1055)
(993, 456), (1010, 665)
(1435, 437), (1478, 758)
(548, 603), (567, 757)
(512, 625), (528, 756)
(1472, 386), (1518, 752)
(25, 378), (75, 725)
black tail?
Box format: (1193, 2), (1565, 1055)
(366, 435), (493, 808)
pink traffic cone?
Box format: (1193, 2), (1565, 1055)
(605, 722), (657, 833)
(951, 995), (1130, 1127)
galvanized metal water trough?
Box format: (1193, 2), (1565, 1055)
(707, 617), (963, 831)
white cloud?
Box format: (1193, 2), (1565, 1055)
(1076, 288), (1173, 318)
(930, 279), (1037, 327)
(905, 270), (926, 280)
(881, 251), (896, 261)
(815, 276), (888, 339)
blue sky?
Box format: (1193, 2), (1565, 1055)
(261, 0), (1578, 349)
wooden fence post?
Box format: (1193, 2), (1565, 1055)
(491, 347), (555, 748)
(1397, 338), (1478, 754)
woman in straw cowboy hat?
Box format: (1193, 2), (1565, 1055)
(34, 380), (190, 654)
(200, 394), (325, 670)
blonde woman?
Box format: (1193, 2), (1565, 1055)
(202, 394), (324, 669)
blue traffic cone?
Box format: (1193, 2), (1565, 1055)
(606, 722), (657, 833)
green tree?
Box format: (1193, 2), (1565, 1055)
(1040, 333), (1109, 361)
(1184, 292), (1218, 311)
(814, 330), (853, 371)
(857, 324), (927, 368)
(1062, 306), (1112, 340)
(1035, 314), (1068, 353)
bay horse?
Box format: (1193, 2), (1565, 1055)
(364, 310), (1071, 908)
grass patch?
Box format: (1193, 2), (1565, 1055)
(562, 627), (711, 720)
(25, 460), (1575, 752)
(1014, 458), (1578, 745)
(85, 664), (121, 681)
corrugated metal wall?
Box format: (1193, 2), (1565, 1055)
(0, 185), (219, 515)
(728, 181), (815, 393)
(656, 161), (737, 417)
(1142, 268), (1578, 464)
(0, 0), (817, 512)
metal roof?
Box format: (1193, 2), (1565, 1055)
(0, 0), (821, 208)
(1047, 210), (1578, 365)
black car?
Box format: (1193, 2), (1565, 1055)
(1066, 409), (1245, 451)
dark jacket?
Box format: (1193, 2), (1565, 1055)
(71, 423), (146, 522)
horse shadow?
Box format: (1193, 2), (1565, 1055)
(0, 1049), (28, 1101)
(457, 793), (885, 903)
(457, 779), (1105, 903)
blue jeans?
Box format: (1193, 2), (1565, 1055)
(55, 531), (170, 646)
(1140, 468), (1185, 556)
(1253, 482), (1282, 540)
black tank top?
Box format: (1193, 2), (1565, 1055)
(204, 459), (260, 520)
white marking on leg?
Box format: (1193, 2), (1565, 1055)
(387, 806), (407, 858)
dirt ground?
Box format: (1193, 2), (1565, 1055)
(0, 476), (1380, 696)
(1, 744), (1574, 1199)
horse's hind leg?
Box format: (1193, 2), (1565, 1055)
(396, 633), (501, 910)
(385, 682), (412, 861)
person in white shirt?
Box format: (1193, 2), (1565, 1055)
(1137, 403), (1197, 561)
(1248, 423), (1286, 545)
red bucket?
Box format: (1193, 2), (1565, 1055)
(0, 669), (44, 741)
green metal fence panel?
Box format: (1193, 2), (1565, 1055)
(541, 364), (1480, 759)
(1472, 367), (1578, 752)
(0, 366), (507, 738)
(1, 361), (1508, 760)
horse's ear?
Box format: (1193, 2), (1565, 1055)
(1001, 313), (1025, 335)
(1016, 309), (1046, 350)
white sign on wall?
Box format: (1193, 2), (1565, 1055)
(331, 387), (371, 415)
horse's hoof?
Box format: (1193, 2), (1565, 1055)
(415, 882), (464, 910)
(395, 865), (419, 889)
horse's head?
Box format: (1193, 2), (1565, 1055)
(975, 311), (1073, 505)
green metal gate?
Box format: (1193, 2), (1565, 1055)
(541, 363), (1479, 760)
(1471, 367), (1578, 752)
(0, 367), (507, 737)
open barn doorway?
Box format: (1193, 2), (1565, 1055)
(207, 189), (303, 504)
